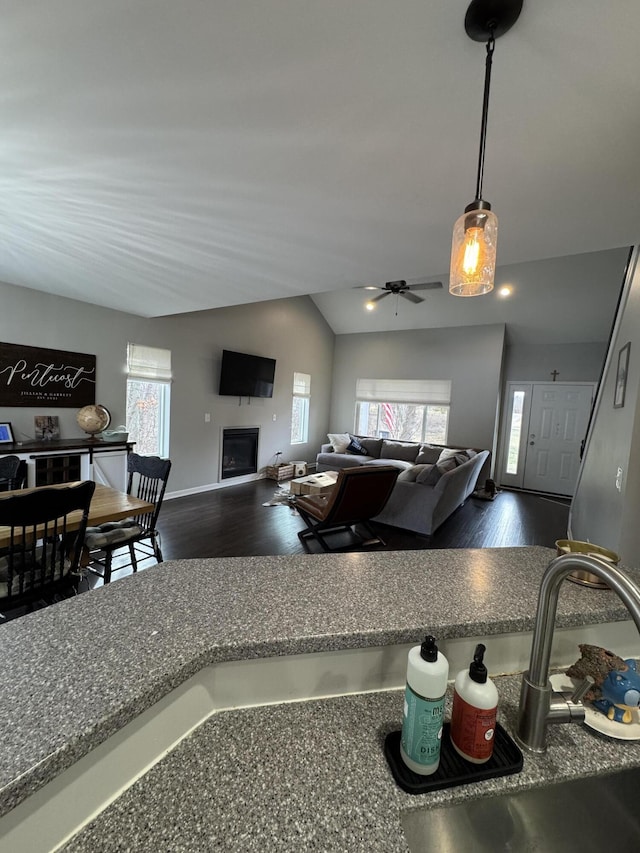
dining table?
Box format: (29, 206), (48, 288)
(0, 481), (156, 549)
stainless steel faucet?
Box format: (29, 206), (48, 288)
(516, 553), (640, 753)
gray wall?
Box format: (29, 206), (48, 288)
(0, 279), (335, 494)
(570, 246), (640, 563)
(328, 324), (506, 454)
(0, 280), (152, 439)
(150, 298), (335, 494)
(504, 342), (607, 384)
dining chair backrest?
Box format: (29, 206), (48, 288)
(0, 455), (23, 491)
(0, 480), (96, 611)
(126, 454), (172, 532)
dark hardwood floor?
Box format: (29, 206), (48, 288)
(1, 479), (570, 620)
(156, 478), (570, 560)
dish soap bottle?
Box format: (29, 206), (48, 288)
(400, 635), (449, 775)
(450, 643), (499, 764)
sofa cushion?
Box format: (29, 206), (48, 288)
(365, 458), (414, 472)
(327, 433), (351, 453)
(397, 465), (428, 482)
(358, 437), (383, 457)
(380, 440), (419, 463)
(418, 457), (457, 485)
(345, 435), (368, 455)
(397, 463), (428, 483)
(316, 452), (374, 471)
(416, 444), (442, 464)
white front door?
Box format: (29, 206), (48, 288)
(499, 382), (594, 496)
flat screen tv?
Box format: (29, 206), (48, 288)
(218, 349), (276, 398)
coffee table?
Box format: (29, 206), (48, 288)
(290, 471), (339, 496)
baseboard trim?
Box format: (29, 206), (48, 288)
(165, 472), (267, 500)
(499, 486), (571, 503)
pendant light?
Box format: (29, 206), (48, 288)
(449, 0), (523, 297)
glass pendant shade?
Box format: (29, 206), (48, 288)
(449, 206), (498, 296)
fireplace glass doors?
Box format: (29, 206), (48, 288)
(221, 427), (259, 479)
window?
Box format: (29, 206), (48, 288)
(354, 378), (451, 444)
(126, 344), (172, 457)
(291, 372), (311, 444)
(505, 390), (525, 475)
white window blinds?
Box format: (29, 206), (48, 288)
(293, 372), (311, 395)
(127, 344), (172, 381)
(355, 378), (451, 404)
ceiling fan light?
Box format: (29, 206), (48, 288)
(365, 300), (376, 311)
(449, 205), (497, 297)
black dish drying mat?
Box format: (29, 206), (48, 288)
(384, 722), (523, 794)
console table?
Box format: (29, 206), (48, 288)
(1, 438), (135, 491)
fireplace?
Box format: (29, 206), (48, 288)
(221, 427), (259, 480)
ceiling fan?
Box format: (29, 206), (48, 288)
(362, 279), (444, 306)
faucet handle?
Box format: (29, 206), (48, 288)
(548, 674), (595, 725)
(570, 676), (595, 704)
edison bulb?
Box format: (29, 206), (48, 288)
(450, 207), (498, 297)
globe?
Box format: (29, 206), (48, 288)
(77, 404), (111, 438)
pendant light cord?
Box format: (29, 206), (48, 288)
(474, 32), (495, 202)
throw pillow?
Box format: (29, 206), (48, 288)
(437, 447), (459, 462)
(380, 440), (419, 463)
(327, 432), (351, 453)
(346, 435), (368, 455)
(358, 437), (383, 457)
(416, 443), (442, 464)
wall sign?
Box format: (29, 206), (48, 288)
(0, 343), (96, 407)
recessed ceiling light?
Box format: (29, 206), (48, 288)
(365, 301), (376, 311)
(497, 285), (512, 298)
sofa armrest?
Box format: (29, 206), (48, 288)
(433, 450), (489, 495)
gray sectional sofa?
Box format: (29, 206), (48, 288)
(316, 434), (490, 536)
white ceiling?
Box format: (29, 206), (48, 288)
(2, 2), (639, 327)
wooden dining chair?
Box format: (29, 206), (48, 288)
(293, 465), (400, 552)
(85, 453), (172, 584)
(0, 480), (96, 617)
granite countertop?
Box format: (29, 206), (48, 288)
(1, 546), (639, 826)
(61, 675), (640, 852)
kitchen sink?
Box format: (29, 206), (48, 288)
(402, 767), (640, 852)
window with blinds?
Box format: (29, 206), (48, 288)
(126, 344), (173, 381)
(354, 378), (451, 444)
(291, 372), (311, 444)
(126, 344), (172, 457)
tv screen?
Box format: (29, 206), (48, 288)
(218, 349), (276, 398)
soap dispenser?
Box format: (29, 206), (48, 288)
(400, 635), (449, 775)
(450, 643), (499, 764)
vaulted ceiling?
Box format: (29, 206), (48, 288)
(2, 2), (638, 333)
